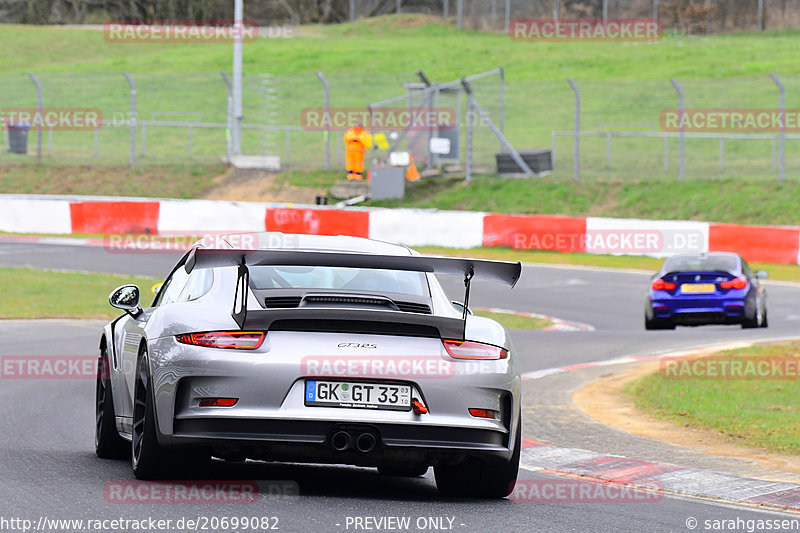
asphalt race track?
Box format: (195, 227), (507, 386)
(1, 240), (799, 532)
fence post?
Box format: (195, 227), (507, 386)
(233, 0), (244, 155)
(567, 78), (580, 181)
(457, 0), (463, 29)
(28, 73), (42, 163)
(663, 137), (669, 171)
(770, 73), (785, 182)
(758, 0), (764, 31)
(602, 0), (608, 24)
(396, 0), (401, 14)
(505, 0), (510, 30)
(316, 71), (331, 170)
(350, 0), (355, 22)
(554, 0), (560, 20)
(670, 78), (685, 181)
(705, 0), (711, 34)
(122, 72), (136, 166)
(606, 132), (611, 167)
(465, 89), (473, 182)
(719, 138), (724, 170)
(499, 66), (505, 153)
(221, 72), (233, 162)
(653, 0), (659, 22)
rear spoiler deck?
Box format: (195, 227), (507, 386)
(183, 248), (522, 339)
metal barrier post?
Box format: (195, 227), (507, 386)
(603, 0), (608, 24)
(316, 71), (331, 170)
(350, 0), (355, 22)
(499, 66), (505, 153)
(444, 0), (449, 18)
(606, 132), (611, 166)
(505, 0), (510, 30)
(221, 72), (233, 162)
(567, 78), (580, 181)
(670, 78), (685, 181)
(719, 138), (724, 170)
(465, 91), (473, 182)
(123, 72), (136, 166)
(141, 124), (147, 157)
(770, 73), (786, 182)
(663, 137), (669, 171)
(28, 73), (42, 163)
(457, 0), (463, 29)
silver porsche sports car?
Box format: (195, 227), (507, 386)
(96, 232), (522, 498)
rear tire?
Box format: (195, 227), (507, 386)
(761, 307), (769, 328)
(378, 465), (429, 477)
(131, 348), (208, 479)
(95, 348), (129, 459)
(741, 302), (762, 329)
(645, 316), (675, 330)
(434, 416), (520, 499)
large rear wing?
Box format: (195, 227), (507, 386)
(183, 247), (522, 339)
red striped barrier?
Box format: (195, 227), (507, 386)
(709, 223), (799, 265)
(265, 207), (369, 238)
(69, 201), (160, 235)
(482, 214), (586, 253)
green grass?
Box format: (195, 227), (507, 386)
(0, 267), (159, 319)
(370, 176), (800, 225)
(0, 162), (224, 198)
(473, 309), (553, 330)
(625, 341), (800, 455)
(1, 18), (800, 175)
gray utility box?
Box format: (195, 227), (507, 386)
(370, 167), (405, 200)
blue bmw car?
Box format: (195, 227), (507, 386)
(645, 252), (768, 330)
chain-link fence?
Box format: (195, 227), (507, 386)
(2, 71), (799, 180)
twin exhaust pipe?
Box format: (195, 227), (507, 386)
(330, 430), (377, 453)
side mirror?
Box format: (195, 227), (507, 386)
(451, 300), (473, 315)
(756, 270), (769, 280)
(109, 285), (142, 316)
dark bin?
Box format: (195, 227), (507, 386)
(7, 124), (31, 154)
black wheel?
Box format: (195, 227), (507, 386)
(741, 301), (762, 329)
(645, 316), (675, 330)
(761, 306), (769, 328)
(434, 416), (520, 498)
(95, 347), (128, 459)
(378, 464), (429, 477)
(131, 348), (209, 480)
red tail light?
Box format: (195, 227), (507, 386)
(469, 408), (499, 419)
(443, 339), (508, 360)
(652, 278), (677, 291)
(720, 277), (747, 290)
(199, 398), (238, 407)
(176, 331), (265, 350)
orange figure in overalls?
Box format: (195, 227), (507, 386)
(344, 123), (373, 180)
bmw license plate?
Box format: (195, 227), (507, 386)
(305, 380), (411, 411)
(681, 283), (715, 294)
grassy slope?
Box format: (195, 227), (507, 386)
(0, 267), (158, 319)
(369, 176), (800, 225)
(3, 19), (799, 79)
(625, 341), (800, 454)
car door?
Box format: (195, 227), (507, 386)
(118, 265), (191, 424)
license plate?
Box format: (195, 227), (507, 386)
(304, 380), (412, 411)
(681, 283), (715, 294)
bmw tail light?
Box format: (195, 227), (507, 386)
(720, 277), (747, 290)
(443, 339), (508, 360)
(176, 331), (265, 350)
(652, 278), (676, 291)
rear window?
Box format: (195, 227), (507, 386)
(663, 255), (737, 273)
(249, 265), (428, 297)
